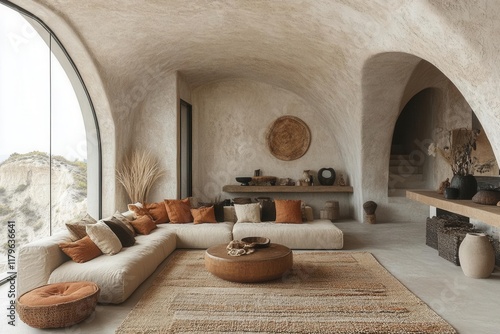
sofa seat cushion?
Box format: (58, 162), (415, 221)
(157, 222), (234, 248)
(49, 227), (176, 304)
(232, 219), (343, 250)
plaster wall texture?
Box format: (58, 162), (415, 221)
(8, 0), (500, 221)
(119, 73), (179, 209)
(192, 80), (351, 217)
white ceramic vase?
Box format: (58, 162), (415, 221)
(458, 233), (495, 278)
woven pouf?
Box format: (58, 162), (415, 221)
(17, 281), (99, 328)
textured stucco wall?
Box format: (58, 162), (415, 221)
(192, 80), (351, 217)
(8, 0), (500, 222)
(126, 73), (179, 206)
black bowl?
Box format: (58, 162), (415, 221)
(236, 177), (252, 186)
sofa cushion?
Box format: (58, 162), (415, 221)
(86, 222), (122, 255)
(275, 199), (302, 224)
(191, 206), (217, 224)
(232, 219), (343, 250)
(49, 228), (177, 304)
(65, 214), (97, 240)
(130, 215), (157, 235)
(103, 217), (136, 247)
(234, 203), (261, 223)
(157, 222), (234, 249)
(59, 236), (102, 263)
(164, 198), (192, 223)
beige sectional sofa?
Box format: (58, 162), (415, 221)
(17, 212), (342, 304)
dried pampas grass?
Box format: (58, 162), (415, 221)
(116, 151), (165, 203)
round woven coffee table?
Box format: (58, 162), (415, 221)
(205, 243), (293, 283)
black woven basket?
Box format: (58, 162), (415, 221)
(426, 216), (472, 250)
(437, 227), (476, 266)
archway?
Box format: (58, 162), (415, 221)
(389, 88), (439, 194)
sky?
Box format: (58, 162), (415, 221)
(0, 5), (87, 163)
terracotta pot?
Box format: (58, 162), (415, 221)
(458, 233), (495, 278)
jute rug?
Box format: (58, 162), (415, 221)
(116, 250), (456, 334)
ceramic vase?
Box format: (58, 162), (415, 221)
(458, 233), (495, 278)
(450, 174), (477, 200)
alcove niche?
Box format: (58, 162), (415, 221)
(388, 83), (498, 196)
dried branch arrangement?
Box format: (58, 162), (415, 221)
(116, 150), (165, 203)
(428, 128), (496, 176)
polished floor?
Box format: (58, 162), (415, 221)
(1, 220), (498, 334)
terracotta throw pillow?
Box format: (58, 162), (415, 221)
(145, 202), (169, 224)
(164, 198), (192, 223)
(59, 236), (102, 263)
(275, 199), (303, 224)
(130, 215), (157, 235)
(127, 203), (153, 220)
(191, 206), (217, 224)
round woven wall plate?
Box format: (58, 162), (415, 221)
(267, 116), (311, 161)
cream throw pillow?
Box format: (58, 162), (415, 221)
(86, 221), (122, 255)
(234, 203), (261, 223)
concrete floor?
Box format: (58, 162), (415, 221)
(0, 220), (498, 334)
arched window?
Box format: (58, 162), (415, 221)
(0, 3), (101, 275)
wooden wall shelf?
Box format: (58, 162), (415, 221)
(406, 190), (500, 228)
(222, 185), (353, 193)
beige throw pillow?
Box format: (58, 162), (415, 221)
(65, 214), (97, 240)
(234, 203), (261, 223)
(86, 221), (122, 255)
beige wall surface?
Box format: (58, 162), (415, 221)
(192, 80), (350, 217)
(9, 0), (500, 221)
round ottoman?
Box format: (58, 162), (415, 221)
(17, 281), (100, 328)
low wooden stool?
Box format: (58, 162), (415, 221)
(17, 281), (99, 328)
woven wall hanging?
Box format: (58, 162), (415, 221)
(266, 115), (311, 161)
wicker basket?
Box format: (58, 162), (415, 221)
(17, 281), (100, 329)
(437, 227), (476, 265)
(426, 216), (472, 250)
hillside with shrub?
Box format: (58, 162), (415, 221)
(0, 152), (87, 272)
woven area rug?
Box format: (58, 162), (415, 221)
(116, 250), (456, 334)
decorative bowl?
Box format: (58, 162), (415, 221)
(241, 237), (271, 248)
(236, 177), (252, 186)
(252, 176), (277, 185)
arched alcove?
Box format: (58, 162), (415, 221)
(389, 88), (439, 194)
(388, 63), (499, 196)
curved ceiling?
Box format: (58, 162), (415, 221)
(8, 0), (403, 100)
(6, 0), (500, 220)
